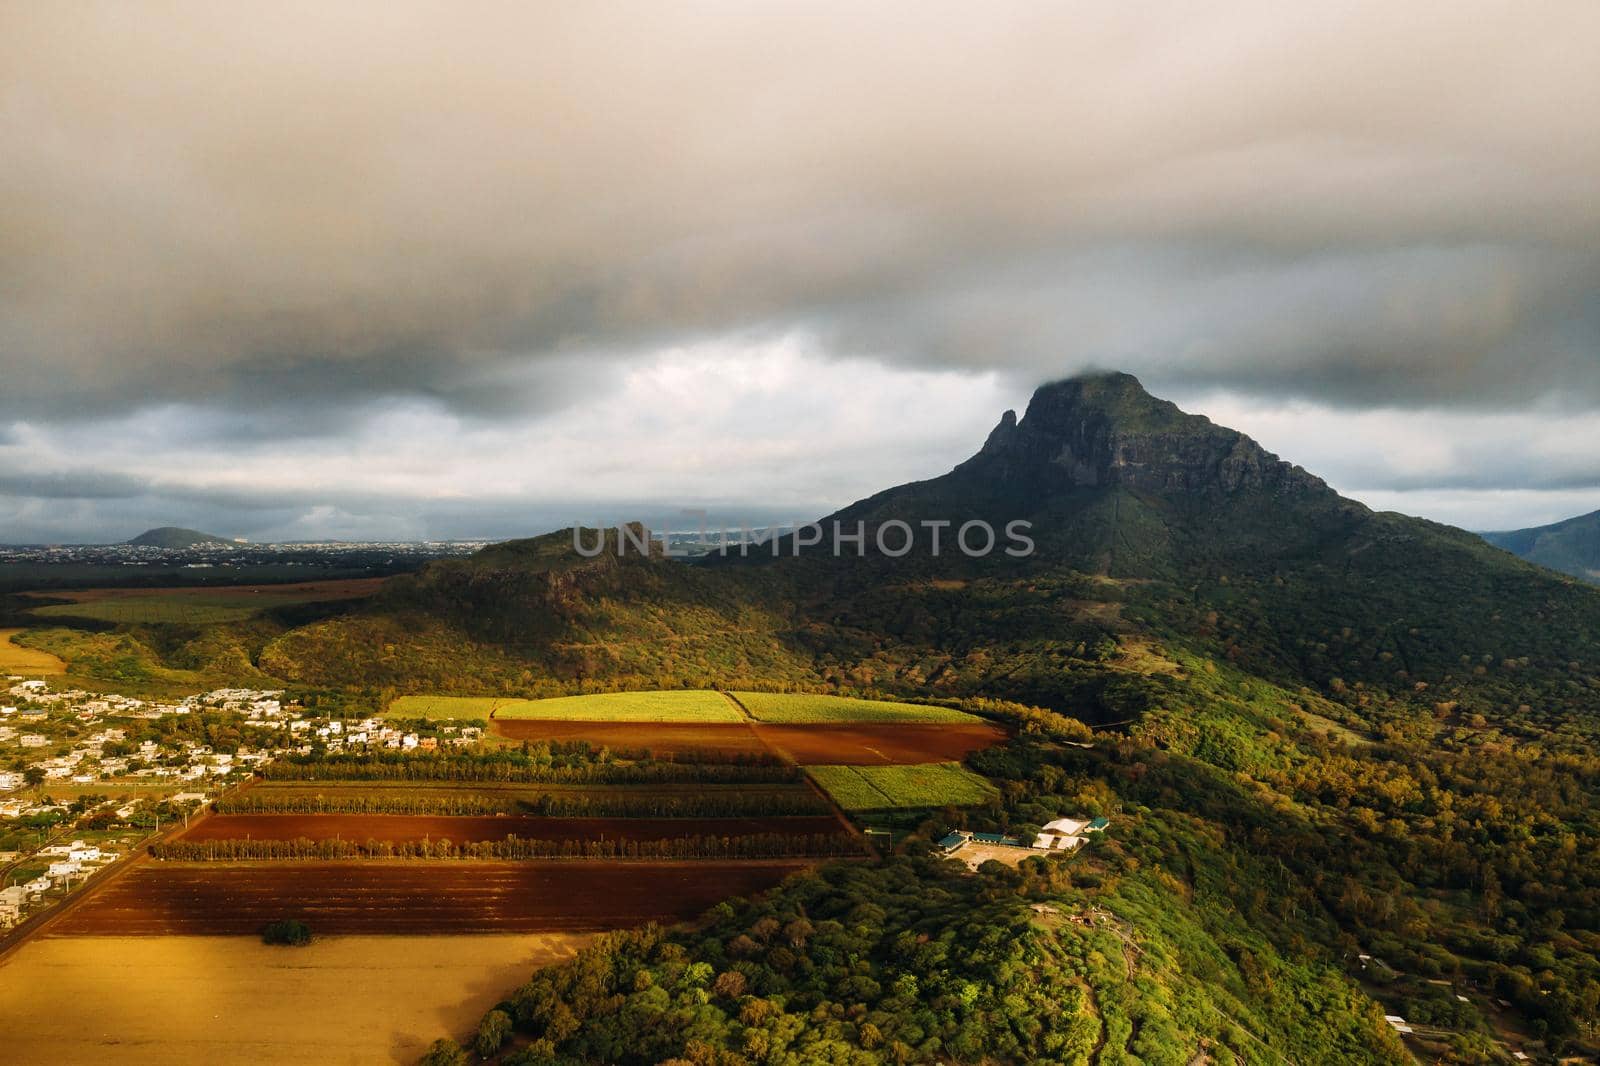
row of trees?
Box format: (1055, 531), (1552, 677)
(218, 792), (509, 816)
(219, 788), (832, 818)
(150, 831), (862, 862)
(262, 752), (799, 785)
(521, 790), (831, 819)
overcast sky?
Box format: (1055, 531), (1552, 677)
(2, 2), (1597, 543)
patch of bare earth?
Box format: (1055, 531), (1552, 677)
(0, 933), (586, 1065)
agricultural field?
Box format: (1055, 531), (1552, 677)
(223, 779), (831, 817)
(384, 694), (506, 720)
(175, 812), (847, 845)
(0, 627), (65, 674)
(486, 719), (769, 756)
(485, 690), (743, 722)
(732, 691), (980, 724)
(0, 933), (589, 1065)
(806, 762), (998, 812)
(394, 689), (743, 722)
(489, 718), (1007, 763)
(23, 577), (386, 625)
(753, 722), (1008, 765)
(52, 860), (816, 934)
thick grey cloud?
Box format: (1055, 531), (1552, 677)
(1, 2), (1597, 539)
(3, 2), (1597, 419)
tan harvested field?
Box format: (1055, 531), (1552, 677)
(0, 933), (588, 1065)
(177, 812), (845, 843)
(0, 627), (66, 674)
(489, 719), (1008, 764)
(54, 860), (813, 934)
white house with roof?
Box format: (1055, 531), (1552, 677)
(0, 885), (25, 925)
(1032, 816), (1111, 851)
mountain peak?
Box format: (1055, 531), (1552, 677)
(127, 526), (234, 548)
(966, 370), (1328, 499)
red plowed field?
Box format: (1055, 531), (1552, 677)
(50, 860), (812, 935)
(489, 720), (1007, 764)
(489, 719), (770, 755)
(752, 722), (1007, 764)
(176, 814), (844, 843)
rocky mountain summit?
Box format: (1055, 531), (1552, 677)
(957, 372), (1333, 500)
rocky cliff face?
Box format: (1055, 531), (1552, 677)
(956, 372), (1333, 500)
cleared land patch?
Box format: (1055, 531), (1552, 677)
(806, 763), (998, 812)
(0, 933), (588, 1065)
(52, 860), (814, 934)
(25, 578), (385, 625)
(0, 627), (66, 674)
(733, 691), (979, 724)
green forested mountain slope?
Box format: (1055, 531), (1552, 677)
(1483, 508), (1600, 584)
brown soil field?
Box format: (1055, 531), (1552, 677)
(244, 779), (813, 798)
(490, 719), (1008, 764)
(0, 627), (66, 674)
(20, 576), (388, 606)
(52, 860), (813, 935)
(489, 718), (772, 755)
(753, 722), (1008, 764)
(176, 813), (845, 843)
(0, 933), (588, 1065)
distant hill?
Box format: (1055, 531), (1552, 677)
(1482, 508), (1600, 584)
(126, 526), (235, 549)
(254, 372), (1600, 729)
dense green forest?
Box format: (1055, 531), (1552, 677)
(432, 659), (1597, 1063)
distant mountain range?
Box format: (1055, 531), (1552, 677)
(125, 526), (235, 549)
(1482, 509), (1600, 584)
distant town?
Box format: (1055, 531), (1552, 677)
(0, 677), (481, 932)
(0, 539), (487, 568)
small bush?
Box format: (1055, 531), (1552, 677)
(418, 1038), (469, 1066)
(261, 918), (312, 947)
